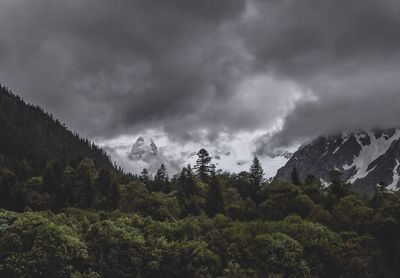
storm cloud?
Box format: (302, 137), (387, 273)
(1, 0), (400, 155)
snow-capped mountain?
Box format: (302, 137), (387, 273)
(129, 136), (159, 161)
(275, 129), (400, 195)
(109, 135), (293, 177)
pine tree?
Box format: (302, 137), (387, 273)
(75, 158), (96, 209)
(250, 156), (264, 187)
(194, 148), (212, 182)
(177, 167), (188, 202)
(249, 156), (264, 200)
(152, 164), (169, 192)
(139, 168), (150, 185)
(185, 165), (196, 196)
(177, 164), (196, 198)
(291, 166), (301, 186)
(206, 165), (224, 217)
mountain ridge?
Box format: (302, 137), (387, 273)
(0, 84), (118, 174)
(275, 128), (400, 195)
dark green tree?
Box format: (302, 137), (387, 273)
(249, 156), (264, 200)
(96, 169), (112, 196)
(0, 168), (16, 210)
(75, 158), (96, 209)
(139, 168), (150, 185)
(108, 182), (120, 210)
(152, 164), (169, 192)
(194, 148), (212, 182)
(183, 165), (196, 197)
(15, 159), (32, 181)
(206, 165), (224, 216)
(250, 156), (264, 186)
(43, 161), (65, 209)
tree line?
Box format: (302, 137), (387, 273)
(1, 147), (400, 277)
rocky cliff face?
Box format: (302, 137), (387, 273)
(275, 129), (400, 195)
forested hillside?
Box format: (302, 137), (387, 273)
(0, 85), (117, 174)
(1, 87), (400, 277)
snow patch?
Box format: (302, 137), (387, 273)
(333, 132), (351, 155)
(388, 159), (400, 190)
(345, 129), (400, 183)
(333, 146), (341, 154)
(320, 179), (329, 187)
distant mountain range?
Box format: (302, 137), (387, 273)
(126, 135), (293, 176)
(275, 129), (400, 195)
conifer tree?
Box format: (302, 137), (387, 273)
(206, 165), (224, 216)
(194, 148), (212, 182)
(177, 164), (196, 198)
(250, 156), (264, 187)
(249, 156), (264, 200)
(139, 168), (150, 185)
(75, 158), (96, 209)
(185, 164), (196, 196)
(153, 164), (169, 192)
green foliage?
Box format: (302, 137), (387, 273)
(206, 168), (224, 216)
(253, 232), (310, 276)
(0, 212), (90, 277)
(85, 219), (145, 277)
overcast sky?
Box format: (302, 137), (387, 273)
(1, 0), (400, 161)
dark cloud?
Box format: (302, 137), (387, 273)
(1, 0), (400, 152)
(0, 0), (248, 139)
(243, 0), (400, 153)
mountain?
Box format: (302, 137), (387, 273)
(0, 85), (116, 174)
(129, 136), (159, 161)
(275, 129), (400, 195)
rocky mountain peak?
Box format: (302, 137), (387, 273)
(129, 136), (159, 161)
(275, 128), (400, 195)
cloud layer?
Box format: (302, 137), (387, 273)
(1, 0), (400, 155)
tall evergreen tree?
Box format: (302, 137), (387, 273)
(194, 148), (212, 182)
(75, 158), (96, 209)
(185, 165), (196, 197)
(206, 165), (224, 217)
(152, 164), (169, 192)
(249, 156), (264, 200)
(139, 168), (150, 185)
(250, 156), (264, 187)
(177, 165), (196, 198)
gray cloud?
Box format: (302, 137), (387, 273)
(244, 0), (400, 153)
(1, 0), (400, 153)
